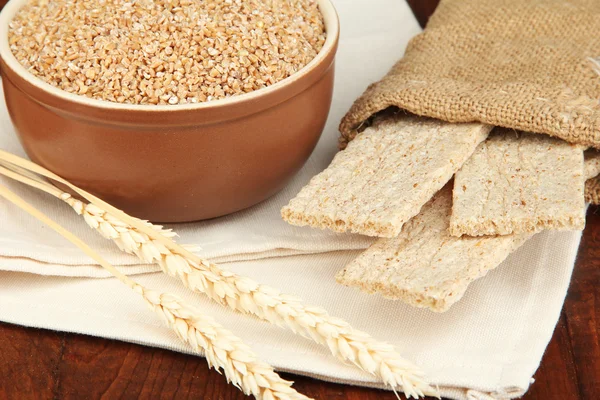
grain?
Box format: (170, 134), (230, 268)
(9, 0), (326, 105)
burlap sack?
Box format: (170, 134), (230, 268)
(339, 0), (600, 201)
(586, 177), (600, 203)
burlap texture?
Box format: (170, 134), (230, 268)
(586, 176), (600, 204)
(340, 0), (600, 201)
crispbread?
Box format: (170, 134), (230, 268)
(282, 115), (491, 238)
(585, 149), (600, 180)
(336, 185), (532, 312)
(449, 130), (585, 237)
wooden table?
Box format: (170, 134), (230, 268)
(1, 1), (599, 399)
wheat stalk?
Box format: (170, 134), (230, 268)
(0, 180), (310, 400)
(0, 152), (437, 398)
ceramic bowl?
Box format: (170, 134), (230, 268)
(0, 0), (339, 222)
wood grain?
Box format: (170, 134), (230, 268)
(0, 1), (597, 399)
(562, 208), (600, 399)
(0, 323), (64, 399)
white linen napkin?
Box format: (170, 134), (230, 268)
(0, 228), (580, 399)
(0, 1), (582, 399)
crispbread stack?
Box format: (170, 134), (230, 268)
(282, 115), (491, 237)
(281, 0), (600, 312)
(282, 116), (595, 312)
(335, 185), (532, 312)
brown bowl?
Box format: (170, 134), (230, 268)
(0, 0), (339, 222)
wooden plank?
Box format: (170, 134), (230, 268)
(0, 323), (64, 400)
(526, 313), (579, 400)
(562, 207), (600, 399)
(54, 333), (248, 399)
(406, 0), (441, 28)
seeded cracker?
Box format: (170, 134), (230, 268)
(282, 115), (491, 238)
(449, 130), (585, 237)
(336, 185), (533, 312)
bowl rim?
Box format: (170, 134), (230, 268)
(0, 0), (339, 113)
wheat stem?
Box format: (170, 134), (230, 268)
(0, 150), (437, 398)
(0, 181), (311, 400)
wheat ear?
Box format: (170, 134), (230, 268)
(0, 152), (437, 398)
(0, 180), (311, 400)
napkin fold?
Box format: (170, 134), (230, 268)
(0, 231), (580, 399)
(0, 1), (583, 399)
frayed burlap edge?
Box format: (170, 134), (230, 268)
(586, 176), (600, 204)
(338, 78), (600, 150)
